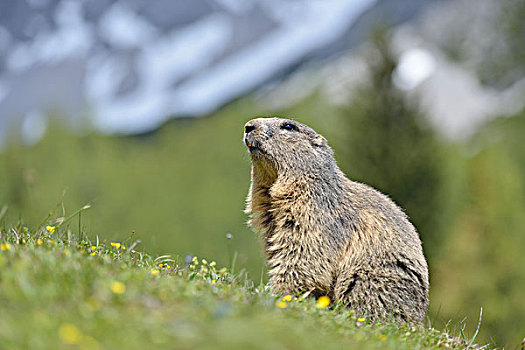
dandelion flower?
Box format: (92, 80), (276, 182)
(90, 252), (97, 256)
(158, 263), (163, 268)
(276, 301), (287, 309)
(46, 226), (56, 234)
(110, 281), (126, 294)
(91, 246), (97, 251)
(282, 295), (292, 302)
(357, 317), (366, 323)
(316, 296), (331, 308)
(150, 269), (159, 276)
(0, 243), (11, 251)
(110, 242), (121, 249)
(58, 323), (82, 345)
(36, 239), (43, 246)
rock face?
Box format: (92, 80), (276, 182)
(1, 0), (439, 143)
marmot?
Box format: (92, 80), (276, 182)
(244, 117), (429, 322)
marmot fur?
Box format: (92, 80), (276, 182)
(244, 117), (429, 322)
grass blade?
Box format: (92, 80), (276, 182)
(468, 307), (483, 349)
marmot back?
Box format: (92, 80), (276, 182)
(243, 117), (429, 322)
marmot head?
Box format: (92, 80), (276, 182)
(244, 117), (335, 177)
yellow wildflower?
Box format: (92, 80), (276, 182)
(158, 263), (163, 268)
(64, 249), (70, 256)
(276, 301), (287, 309)
(91, 246), (97, 251)
(201, 259), (207, 265)
(150, 269), (159, 276)
(110, 242), (121, 249)
(209, 261), (216, 267)
(192, 256), (198, 264)
(36, 239), (43, 246)
(58, 323), (82, 345)
(357, 317), (366, 322)
(166, 265), (171, 269)
(212, 280), (216, 284)
(110, 281), (126, 294)
(0, 243), (11, 251)
(282, 295), (292, 302)
(316, 296), (331, 308)
(90, 252), (97, 256)
(46, 226), (56, 234)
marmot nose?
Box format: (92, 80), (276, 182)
(245, 124), (256, 134)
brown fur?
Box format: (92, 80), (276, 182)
(243, 117), (429, 322)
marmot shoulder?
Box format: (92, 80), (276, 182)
(243, 117), (429, 322)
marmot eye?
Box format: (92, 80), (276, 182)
(280, 123), (298, 131)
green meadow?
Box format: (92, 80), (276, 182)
(0, 220), (484, 349)
(1, 73), (525, 347)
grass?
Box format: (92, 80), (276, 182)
(0, 209), (489, 350)
(3, 99), (524, 346)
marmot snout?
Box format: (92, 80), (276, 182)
(244, 118), (331, 174)
(244, 117), (429, 322)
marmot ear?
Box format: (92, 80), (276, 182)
(312, 135), (327, 147)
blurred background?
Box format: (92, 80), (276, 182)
(0, 0), (524, 346)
